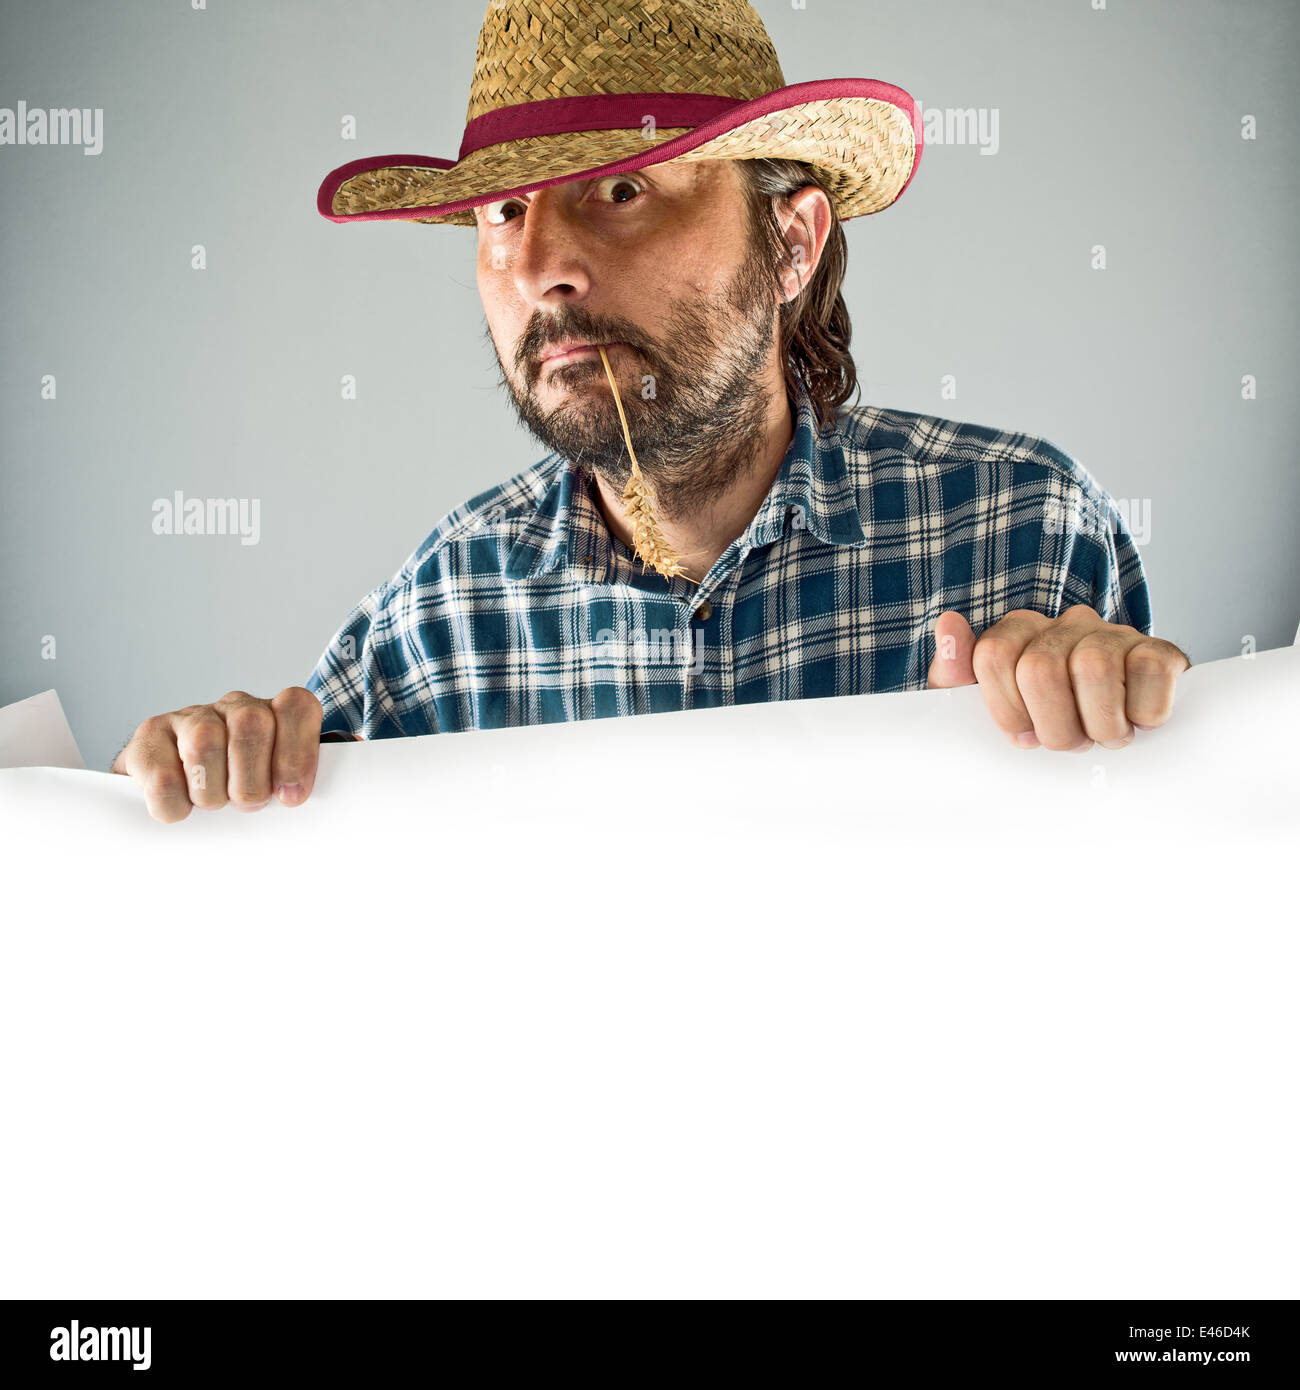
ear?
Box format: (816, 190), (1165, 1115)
(778, 184), (833, 299)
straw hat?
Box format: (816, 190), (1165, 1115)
(317, 0), (923, 227)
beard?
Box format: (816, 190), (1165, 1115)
(487, 237), (782, 523)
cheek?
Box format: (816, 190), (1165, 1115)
(636, 262), (719, 308)
(676, 244), (751, 304)
(476, 234), (517, 291)
(683, 271), (738, 306)
(682, 208), (748, 266)
(477, 277), (522, 340)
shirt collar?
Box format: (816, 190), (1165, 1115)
(504, 375), (867, 584)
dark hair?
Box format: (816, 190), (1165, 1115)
(736, 157), (859, 432)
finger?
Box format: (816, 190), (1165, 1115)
(213, 691), (277, 811)
(1013, 607), (1100, 751)
(969, 609), (1051, 747)
(172, 705), (230, 808)
(927, 611), (977, 688)
(1068, 629), (1136, 749)
(1125, 639), (1190, 731)
(270, 687), (324, 806)
(123, 716), (193, 824)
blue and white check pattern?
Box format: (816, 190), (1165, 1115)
(306, 378), (1152, 738)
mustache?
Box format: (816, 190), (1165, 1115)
(518, 319), (656, 371)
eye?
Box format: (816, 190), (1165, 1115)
(481, 175), (645, 227)
(482, 197), (526, 226)
(589, 175), (644, 205)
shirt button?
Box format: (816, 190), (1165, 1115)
(694, 600), (713, 621)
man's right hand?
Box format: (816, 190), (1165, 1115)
(110, 687), (329, 823)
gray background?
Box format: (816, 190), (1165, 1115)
(2, 0), (1296, 772)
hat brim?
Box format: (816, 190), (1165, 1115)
(318, 79), (922, 226)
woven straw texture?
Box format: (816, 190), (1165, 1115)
(466, 0), (781, 120)
(328, 0), (916, 224)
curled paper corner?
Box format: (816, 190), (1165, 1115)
(0, 688), (85, 770)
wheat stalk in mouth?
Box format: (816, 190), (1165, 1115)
(597, 344), (697, 583)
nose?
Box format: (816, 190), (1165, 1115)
(509, 189), (594, 310)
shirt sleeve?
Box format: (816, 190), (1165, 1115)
(304, 580), (408, 740)
(1053, 489), (1154, 636)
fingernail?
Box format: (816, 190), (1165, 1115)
(277, 782), (305, 805)
(1101, 734), (1133, 749)
(1016, 731), (1039, 748)
(1133, 722), (1156, 732)
(1069, 740), (1094, 753)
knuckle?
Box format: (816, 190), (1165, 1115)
(178, 711), (226, 757)
(1015, 650), (1064, 690)
(136, 713), (170, 742)
(1091, 695), (1126, 723)
(1082, 703), (1126, 737)
(1097, 729), (1136, 749)
(218, 689), (253, 705)
(224, 703), (276, 744)
(1068, 647), (1118, 684)
(229, 789), (270, 810)
(1041, 730), (1085, 752)
(1126, 643), (1174, 678)
(142, 767), (190, 805)
(973, 635), (1018, 673)
(272, 685), (322, 719)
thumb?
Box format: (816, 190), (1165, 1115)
(927, 610), (977, 688)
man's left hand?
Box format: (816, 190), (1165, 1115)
(927, 605), (1191, 751)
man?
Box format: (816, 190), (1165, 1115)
(111, 0), (1188, 821)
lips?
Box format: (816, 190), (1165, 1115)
(541, 341), (625, 365)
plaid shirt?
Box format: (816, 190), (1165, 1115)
(306, 378), (1152, 739)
